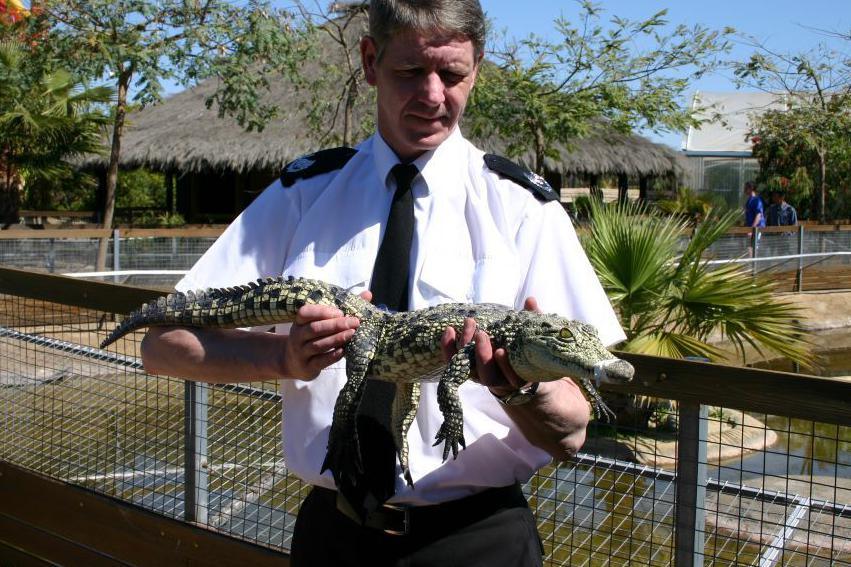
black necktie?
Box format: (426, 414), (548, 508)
(337, 163), (420, 520)
(370, 163), (419, 311)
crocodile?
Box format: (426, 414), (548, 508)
(101, 276), (634, 488)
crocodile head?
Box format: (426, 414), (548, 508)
(505, 315), (634, 386)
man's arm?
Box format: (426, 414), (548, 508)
(140, 305), (360, 383)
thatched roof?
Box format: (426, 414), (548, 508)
(472, 127), (686, 178)
(83, 8), (684, 179)
(86, 78), (684, 178)
(83, 76), (325, 174)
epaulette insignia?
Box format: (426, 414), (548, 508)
(280, 147), (358, 187)
(483, 154), (558, 202)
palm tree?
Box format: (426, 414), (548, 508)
(582, 199), (811, 365)
(0, 40), (111, 224)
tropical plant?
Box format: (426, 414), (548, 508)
(0, 40), (111, 224)
(582, 200), (811, 367)
(655, 187), (729, 225)
(39, 0), (310, 267)
(735, 38), (851, 223)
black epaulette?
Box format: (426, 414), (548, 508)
(483, 154), (558, 202)
(280, 147), (358, 188)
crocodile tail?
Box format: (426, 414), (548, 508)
(100, 276), (376, 349)
(99, 293), (176, 348)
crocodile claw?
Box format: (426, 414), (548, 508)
(321, 421), (364, 486)
(433, 423), (466, 461)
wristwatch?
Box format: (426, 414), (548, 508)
(493, 382), (539, 406)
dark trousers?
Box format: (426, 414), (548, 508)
(290, 485), (544, 567)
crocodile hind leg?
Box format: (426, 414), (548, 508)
(321, 330), (376, 488)
(433, 344), (475, 461)
(390, 381), (421, 487)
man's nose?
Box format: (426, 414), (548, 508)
(418, 72), (445, 106)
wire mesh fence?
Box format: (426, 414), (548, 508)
(707, 228), (851, 291)
(1, 225), (850, 291)
(1, 272), (850, 565)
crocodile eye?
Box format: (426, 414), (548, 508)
(559, 328), (574, 340)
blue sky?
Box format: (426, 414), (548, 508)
(481, 0), (850, 148)
(25, 0), (847, 149)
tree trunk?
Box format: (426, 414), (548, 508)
(343, 81), (354, 147)
(0, 157), (16, 225)
(534, 127), (546, 175)
(96, 68), (131, 271)
(817, 149), (827, 224)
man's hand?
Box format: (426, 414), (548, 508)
(438, 297), (590, 460)
(439, 297), (539, 395)
(283, 291), (370, 380)
(283, 305), (360, 380)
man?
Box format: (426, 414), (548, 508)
(744, 181), (766, 228)
(141, 1), (624, 565)
(767, 189), (798, 226)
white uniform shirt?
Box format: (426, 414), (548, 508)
(177, 128), (626, 505)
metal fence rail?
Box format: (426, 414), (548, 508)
(0, 267), (850, 565)
(1, 225), (850, 290)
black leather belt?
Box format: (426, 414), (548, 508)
(314, 483), (527, 537)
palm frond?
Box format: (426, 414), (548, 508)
(622, 331), (725, 361)
(584, 199), (812, 368)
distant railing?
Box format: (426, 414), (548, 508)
(1, 224), (849, 291)
(1, 266), (850, 566)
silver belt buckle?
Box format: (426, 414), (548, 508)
(380, 503), (410, 536)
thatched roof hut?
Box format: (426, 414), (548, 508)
(83, 6), (684, 221)
(91, 77), (684, 180)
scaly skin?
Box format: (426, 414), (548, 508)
(102, 276), (634, 488)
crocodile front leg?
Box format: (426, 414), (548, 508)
(433, 344), (475, 461)
(321, 324), (378, 487)
(391, 381), (421, 487)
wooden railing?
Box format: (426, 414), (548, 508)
(3, 222), (851, 239)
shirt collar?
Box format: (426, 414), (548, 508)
(370, 127), (466, 195)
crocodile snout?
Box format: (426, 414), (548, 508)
(593, 358), (635, 386)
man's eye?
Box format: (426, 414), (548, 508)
(440, 71), (464, 85)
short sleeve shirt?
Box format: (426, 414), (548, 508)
(177, 128), (626, 505)
(745, 195), (766, 227)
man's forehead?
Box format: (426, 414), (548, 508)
(384, 29), (476, 60)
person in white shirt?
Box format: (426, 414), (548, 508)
(141, 1), (625, 565)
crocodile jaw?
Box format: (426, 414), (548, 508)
(593, 358), (634, 387)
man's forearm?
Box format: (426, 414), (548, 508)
(141, 326), (289, 383)
(498, 378), (590, 461)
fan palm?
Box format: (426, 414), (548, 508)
(582, 199), (811, 367)
(0, 40), (112, 222)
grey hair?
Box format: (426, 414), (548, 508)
(368, 0), (486, 60)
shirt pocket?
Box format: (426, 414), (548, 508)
(283, 249), (373, 294)
(418, 252), (475, 303)
(471, 254), (522, 307)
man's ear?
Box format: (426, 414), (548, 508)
(361, 36), (378, 86)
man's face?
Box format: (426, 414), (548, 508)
(361, 29), (481, 162)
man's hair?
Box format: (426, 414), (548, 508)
(744, 181), (757, 192)
(368, 0), (486, 60)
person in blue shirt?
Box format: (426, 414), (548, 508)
(744, 181), (766, 228)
